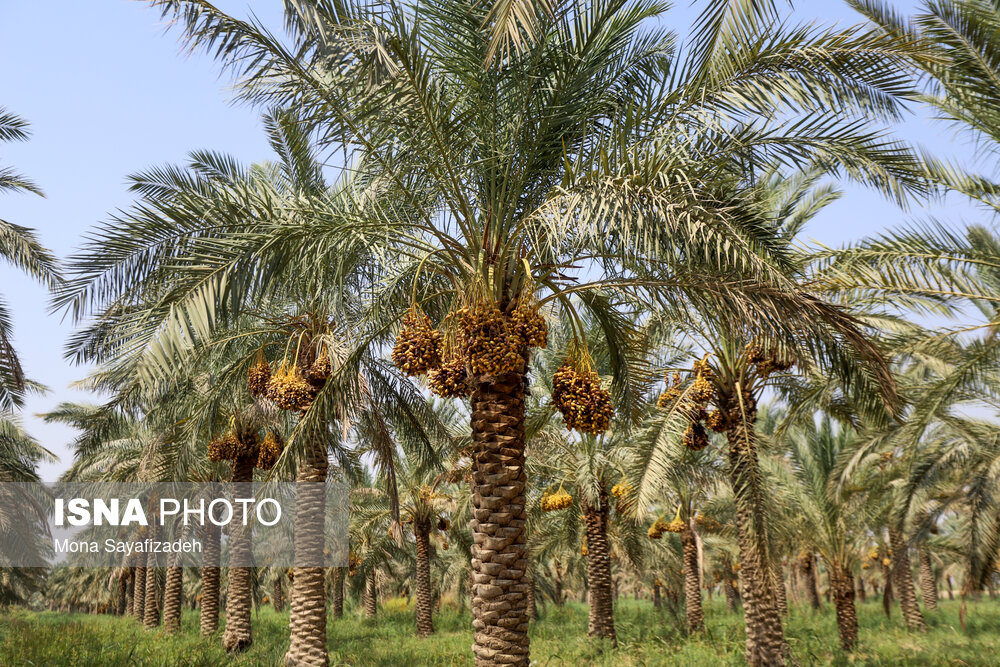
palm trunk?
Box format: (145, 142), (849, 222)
(332, 568), (344, 618)
(830, 564), (858, 651)
(856, 575), (866, 603)
(117, 572), (129, 615)
(133, 560), (146, 621)
(273, 576), (286, 613)
(414, 517), (435, 636)
(143, 532), (160, 629)
(469, 364), (531, 666)
(284, 427), (330, 666)
(888, 527), (926, 632)
(801, 552), (821, 610)
(223, 455), (254, 652)
(553, 559), (565, 606)
(918, 546), (937, 610)
(200, 522), (221, 635)
(724, 574), (738, 612)
(126, 568), (135, 617)
(653, 582), (662, 610)
(582, 490), (616, 643)
(163, 552), (183, 634)
(725, 398), (786, 666)
(788, 564), (799, 605)
(773, 564), (788, 616)
(526, 570), (536, 621)
(681, 525), (704, 632)
(364, 569), (378, 618)
(947, 575), (955, 601)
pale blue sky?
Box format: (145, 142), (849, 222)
(0, 1), (985, 481)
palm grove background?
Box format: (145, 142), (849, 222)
(4, 1), (1000, 667)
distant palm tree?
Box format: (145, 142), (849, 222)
(0, 108), (59, 409)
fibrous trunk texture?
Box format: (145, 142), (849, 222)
(918, 546), (937, 610)
(582, 490), (616, 643)
(681, 526), (704, 633)
(526, 571), (536, 621)
(469, 364), (530, 666)
(133, 562), (146, 621)
(773, 564), (788, 616)
(415, 518), (435, 636)
(200, 522), (221, 636)
(125, 567), (135, 618)
(724, 574), (738, 612)
(283, 427), (330, 667)
(117, 572), (129, 615)
(726, 397), (786, 667)
(830, 564), (858, 651)
(163, 552), (183, 634)
(332, 568), (344, 618)
(273, 576), (285, 613)
(144, 519), (161, 629)
(802, 552), (821, 610)
(888, 527), (926, 632)
(364, 569), (378, 618)
(223, 455), (255, 653)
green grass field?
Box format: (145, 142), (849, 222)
(2, 598), (998, 666)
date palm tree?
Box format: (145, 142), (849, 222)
(774, 415), (873, 650)
(0, 109), (59, 409)
(62, 1), (930, 662)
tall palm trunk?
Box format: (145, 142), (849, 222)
(223, 455), (255, 652)
(117, 572), (129, 615)
(414, 516), (435, 636)
(947, 575), (955, 601)
(284, 428), (330, 666)
(133, 559), (146, 621)
(888, 527), (926, 632)
(582, 489), (616, 643)
(200, 522), (221, 635)
(918, 546), (937, 610)
(331, 568), (344, 618)
(143, 534), (161, 629)
(801, 552), (821, 610)
(856, 575), (866, 603)
(829, 563), (858, 650)
(364, 569), (378, 618)
(469, 363), (530, 666)
(653, 581), (662, 610)
(725, 399), (786, 666)
(681, 525), (704, 633)
(125, 568), (135, 617)
(163, 551), (184, 633)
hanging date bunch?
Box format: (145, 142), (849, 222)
(457, 302), (522, 377)
(392, 306), (443, 376)
(256, 430), (283, 470)
(647, 518), (669, 540)
(509, 294), (548, 349)
(745, 338), (795, 377)
(264, 324), (333, 414)
(247, 352), (271, 399)
(683, 422), (710, 451)
(540, 486), (573, 512)
(207, 418), (260, 464)
(664, 506), (686, 533)
(551, 351), (614, 435)
(428, 330), (471, 398)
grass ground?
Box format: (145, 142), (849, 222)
(1, 597), (998, 666)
